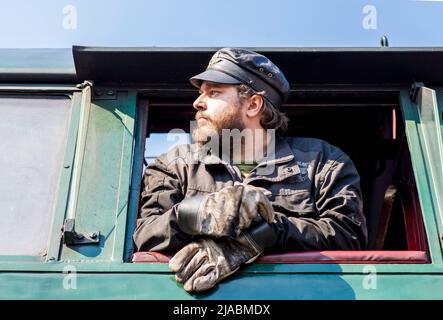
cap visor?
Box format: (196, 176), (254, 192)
(190, 69), (241, 88)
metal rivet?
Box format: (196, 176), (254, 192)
(106, 90), (115, 96)
(259, 67), (264, 72)
(64, 165), (70, 169)
(75, 234), (84, 240)
(286, 167), (293, 172)
(90, 232), (98, 239)
(268, 72), (273, 77)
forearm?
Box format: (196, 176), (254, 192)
(133, 205), (192, 252)
(176, 185), (275, 238)
(270, 211), (366, 251)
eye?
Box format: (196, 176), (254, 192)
(209, 90), (220, 97)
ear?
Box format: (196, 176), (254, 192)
(245, 95), (264, 118)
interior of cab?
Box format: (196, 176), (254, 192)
(132, 87), (429, 264)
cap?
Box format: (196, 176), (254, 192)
(190, 48), (290, 109)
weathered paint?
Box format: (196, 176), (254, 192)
(60, 90), (136, 263)
(400, 89), (443, 264)
(3, 261), (443, 273)
(46, 91), (82, 262)
(1, 272), (443, 300)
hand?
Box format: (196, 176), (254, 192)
(169, 237), (260, 292)
(197, 183), (274, 238)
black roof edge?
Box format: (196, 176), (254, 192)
(73, 45), (443, 53)
(73, 45), (443, 86)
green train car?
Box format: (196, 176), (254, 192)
(1, 46), (442, 300)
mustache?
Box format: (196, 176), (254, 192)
(195, 113), (212, 122)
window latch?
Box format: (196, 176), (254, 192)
(62, 218), (100, 246)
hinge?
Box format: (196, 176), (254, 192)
(409, 82), (425, 104)
(92, 88), (117, 100)
(76, 80), (117, 100)
(62, 219), (100, 246)
(76, 80), (94, 90)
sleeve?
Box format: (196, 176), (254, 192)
(133, 156), (192, 253)
(270, 153), (368, 251)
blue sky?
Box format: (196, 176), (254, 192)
(1, 0), (442, 160)
(1, 0), (443, 48)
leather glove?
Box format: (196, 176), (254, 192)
(169, 220), (277, 292)
(177, 183), (274, 238)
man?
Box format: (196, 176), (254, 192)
(133, 48), (367, 293)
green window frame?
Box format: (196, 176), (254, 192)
(0, 85), (80, 263)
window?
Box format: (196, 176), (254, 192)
(133, 89), (429, 264)
(145, 133), (191, 166)
(282, 90), (427, 253)
(0, 95), (71, 257)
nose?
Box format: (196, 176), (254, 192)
(193, 93), (207, 111)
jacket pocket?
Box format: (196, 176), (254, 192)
(273, 189), (316, 216)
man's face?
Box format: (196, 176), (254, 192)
(192, 81), (246, 145)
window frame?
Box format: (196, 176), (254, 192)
(56, 87), (138, 263)
(0, 85), (441, 275)
(398, 87), (443, 265)
(0, 85), (82, 263)
(0, 84), (141, 268)
(129, 86), (443, 270)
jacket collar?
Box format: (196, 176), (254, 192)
(195, 136), (294, 167)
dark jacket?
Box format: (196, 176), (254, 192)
(133, 136), (368, 253)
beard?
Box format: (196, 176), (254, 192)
(191, 105), (245, 148)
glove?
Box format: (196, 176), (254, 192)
(169, 219), (277, 292)
(177, 183), (274, 238)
